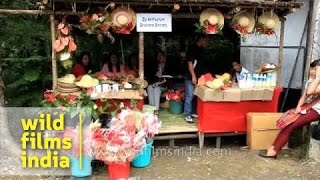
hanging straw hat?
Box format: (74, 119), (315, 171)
(75, 75), (99, 88)
(111, 7), (136, 34)
(257, 11), (280, 34)
(200, 8), (224, 34)
(232, 11), (255, 35)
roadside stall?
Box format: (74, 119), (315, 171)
(0, 0), (305, 178)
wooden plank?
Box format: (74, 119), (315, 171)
(158, 110), (198, 134)
(154, 133), (198, 140)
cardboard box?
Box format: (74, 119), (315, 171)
(223, 88), (241, 102)
(247, 113), (288, 150)
(195, 86), (274, 102)
(194, 86), (223, 102)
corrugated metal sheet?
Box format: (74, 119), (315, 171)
(240, 0), (308, 89)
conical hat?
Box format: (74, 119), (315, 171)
(58, 74), (76, 84)
(111, 7), (136, 34)
(75, 75), (99, 88)
(232, 12), (255, 35)
(200, 8), (224, 34)
(258, 11), (280, 31)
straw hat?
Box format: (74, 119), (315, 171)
(257, 11), (280, 33)
(111, 7), (136, 34)
(58, 74), (76, 84)
(75, 75), (99, 88)
(200, 8), (224, 34)
(232, 12), (255, 35)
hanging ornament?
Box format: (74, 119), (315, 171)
(172, 3), (180, 13)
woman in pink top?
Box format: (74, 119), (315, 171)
(100, 53), (125, 78)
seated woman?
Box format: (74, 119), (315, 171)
(71, 51), (92, 78)
(146, 51), (172, 111)
(259, 59), (320, 159)
(100, 53), (125, 78)
(126, 53), (139, 77)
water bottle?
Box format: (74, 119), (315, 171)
(253, 74), (258, 87)
(262, 74), (267, 87)
(247, 74), (253, 88)
(266, 73), (272, 87)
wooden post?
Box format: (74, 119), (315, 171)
(50, 15), (58, 90)
(277, 18), (285, 87)
(138, 32), (144, 80)
(0, 65), (4, 107)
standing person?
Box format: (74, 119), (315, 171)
(100, 53), (125, 78)
(146, 51), (172, 112)
(71, 51), (92, 78)
(184, 35), (209, 123)
(232, 61), (249, 82)
(259, 60), (320, 158)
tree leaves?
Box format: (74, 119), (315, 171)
(23, 70), (40, 82)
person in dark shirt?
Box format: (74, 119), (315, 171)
(184, 34), (209, 123)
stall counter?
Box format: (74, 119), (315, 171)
(196, 87), (283, 133)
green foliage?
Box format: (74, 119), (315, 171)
(0, 1), (51, 107)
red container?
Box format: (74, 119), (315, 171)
(197, 87), (283, 133)
(107, 162), (130, 180)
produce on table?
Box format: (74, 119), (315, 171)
(198, 73), (214, 86)
(206, 78), (224, 90)
(205, 73), (232, 90)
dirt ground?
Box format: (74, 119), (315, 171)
(1, 142), (320, 180)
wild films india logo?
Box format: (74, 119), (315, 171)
(20, 113), (72, 168)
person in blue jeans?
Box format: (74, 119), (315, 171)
(184, 35), (209, 123)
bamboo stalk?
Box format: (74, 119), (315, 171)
(0, 9), (85, 16)
(277, 18), (285, 87)
(50, 15), (58, 90)
(52, 0), (303, 8)
(138, 33), (144, 80)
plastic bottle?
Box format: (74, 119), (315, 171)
(262, 74), (267, 87)
(253, 74), (258, 87)
(266, 73), (272, 87)
(271, 72), (277, 87)
(256, 74), (263, 87)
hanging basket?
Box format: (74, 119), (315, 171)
(107, 162), (130, 180)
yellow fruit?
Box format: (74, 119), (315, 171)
(206, 79), (224, 89)
(221, 73), (231, 81)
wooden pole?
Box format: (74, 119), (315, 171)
(50, 15), (58, 90)
(0, 65), (4, 107)
(0, 9), (201, 19)
(277, 18), (285, 87)
(0, 9), (85, 16)
(138, 33), (144, 80)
